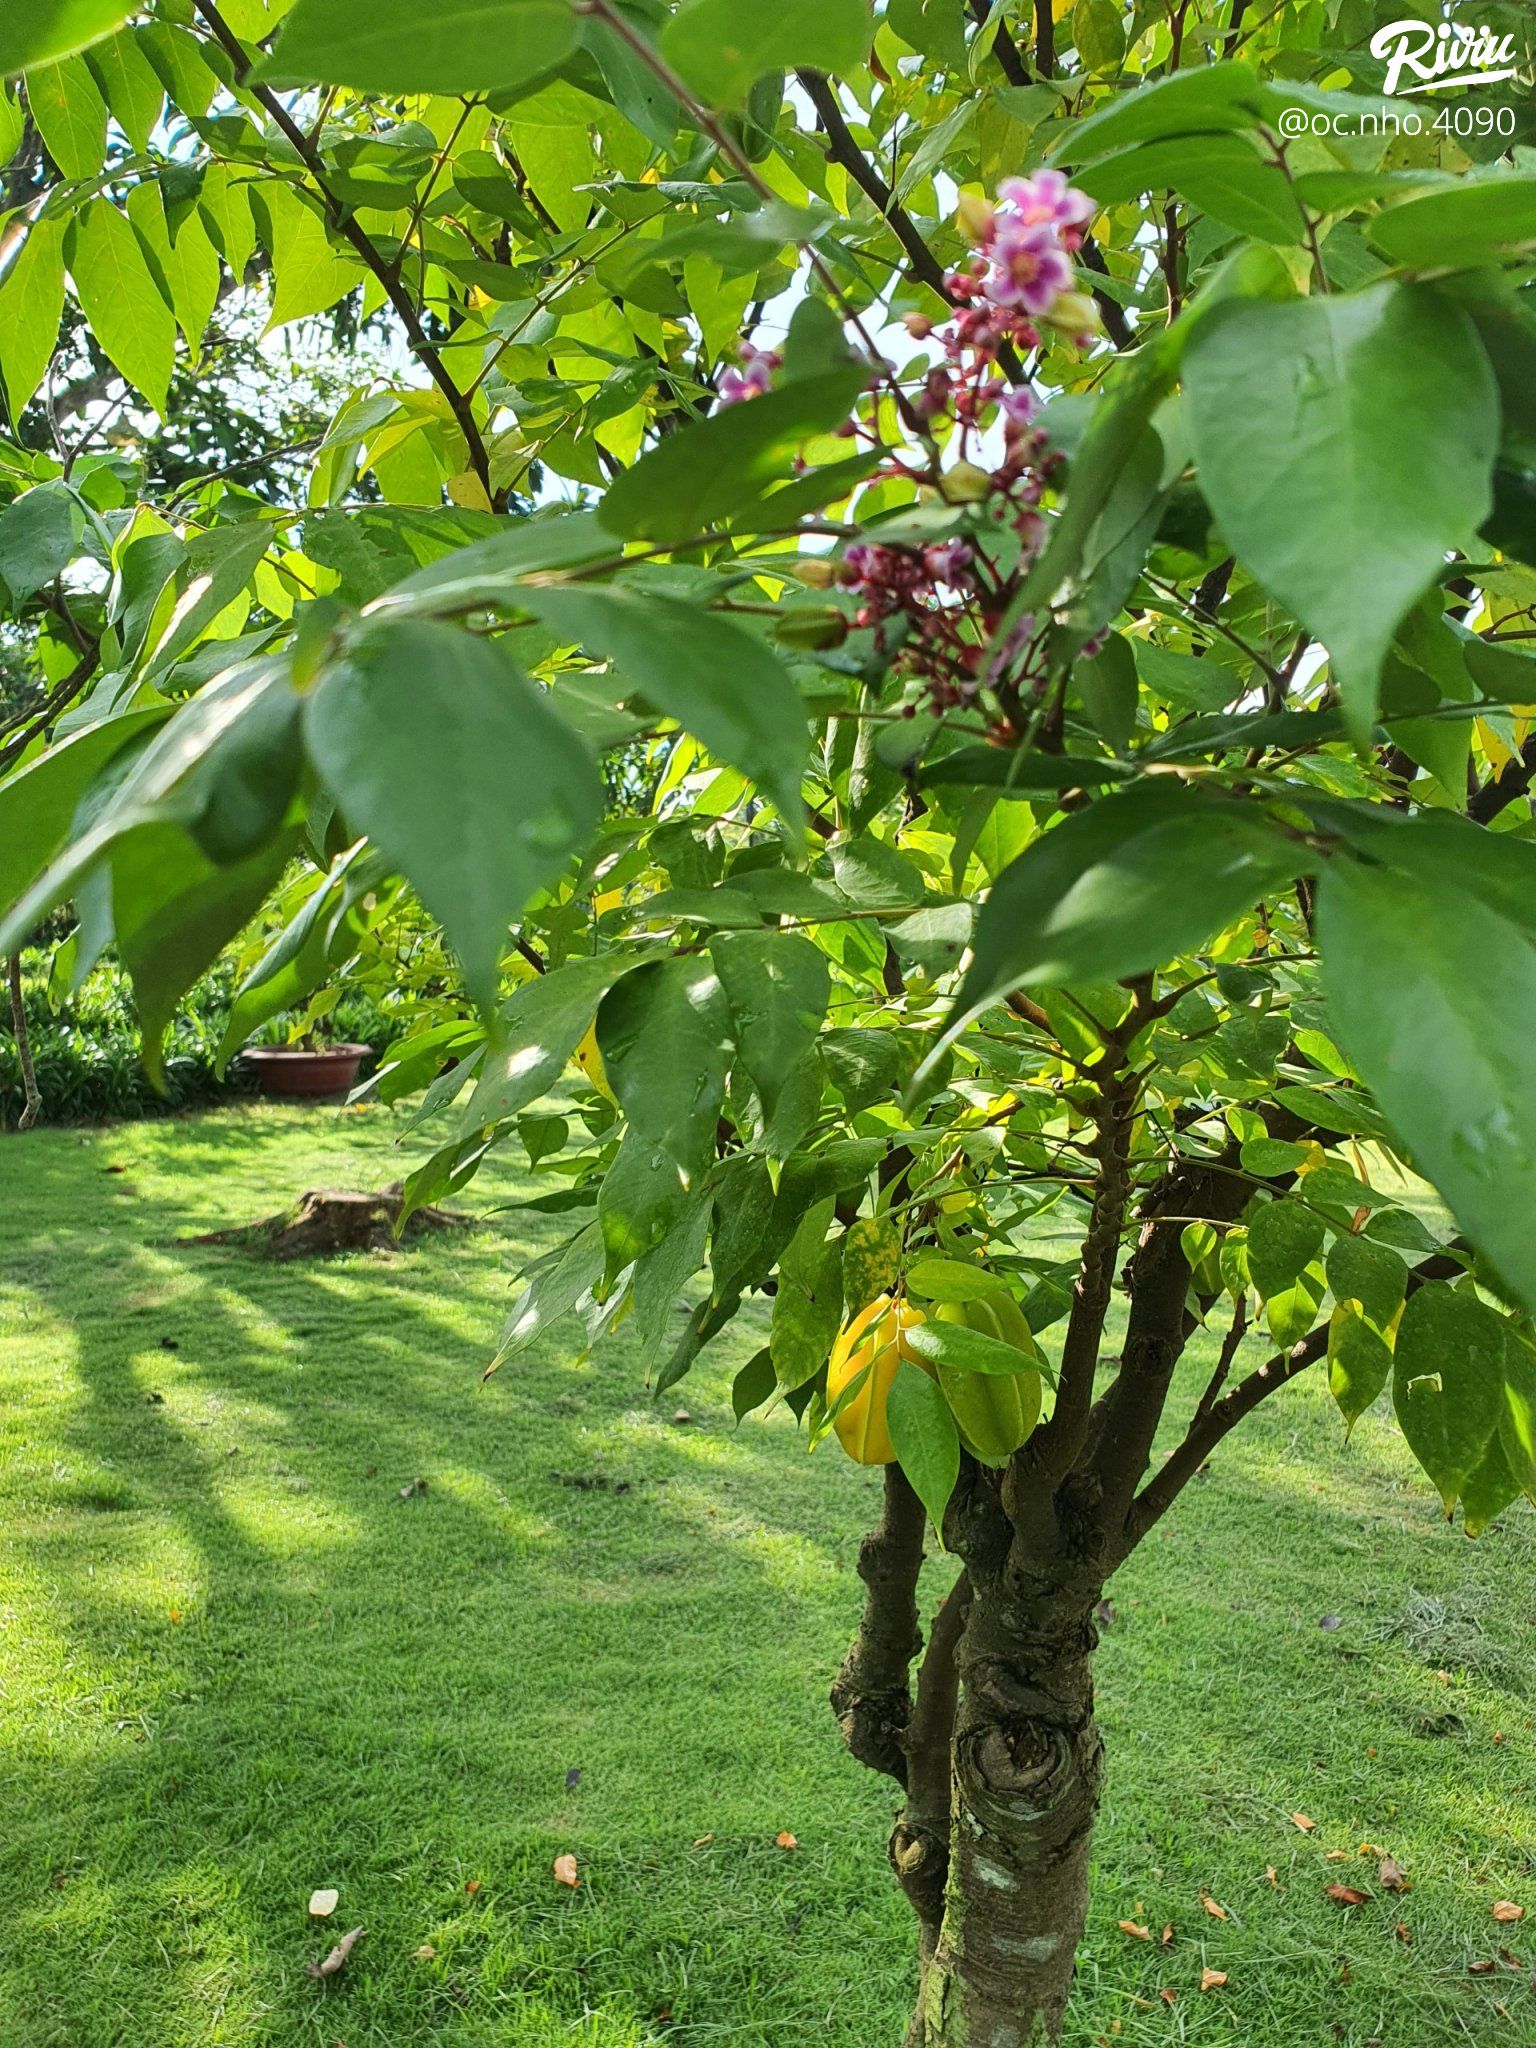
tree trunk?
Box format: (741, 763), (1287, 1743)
(905, 1580), (1102, 2047)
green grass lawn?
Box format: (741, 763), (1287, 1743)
(2, 1106), (1534, 2047)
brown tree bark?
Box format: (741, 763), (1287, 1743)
(905, 1561), (1102, 2046)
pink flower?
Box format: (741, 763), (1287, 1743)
(997, 170), (1095, 236)
(717, 342), (779, 407)
(923, 538), (975, 589)
(983, 219), (1074, 316)
(997, 386), (1036, 433)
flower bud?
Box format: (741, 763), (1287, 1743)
(939, 460), (994, 503)
(1037, 291), (1103, 340)
(773, 606), (850, 651)
(792, 557), (838, 588)
(955, 190), (996, 245)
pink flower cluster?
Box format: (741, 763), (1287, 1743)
(717, 341), (780, 406)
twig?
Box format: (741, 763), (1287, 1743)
(6, 955), (42, 1130)
(190, 0), (493, 499)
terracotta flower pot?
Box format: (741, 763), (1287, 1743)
(239, 1044), (371, 1098)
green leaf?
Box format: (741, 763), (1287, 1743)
(256, 184), (363, 330)
(84, 29), (164, 152)
(660, 0), (873, 104)
(1080, 133), (1302, 245)
(905, 1257), (1010, 1305)
(769, 1198), (844, 1390)
(519, 584), (808, 825)
(598, 366), (868, 542)
(596, 957), (731, 1177)
(906, 1319), (1047, 1381)
(954, 783), (1297, 1021)
(69, 198), (177, 415)
(496, 1223), (604, 1361)
(1247, 1197), (1327, 1300)
(305, 620), (602, 1003)
(25, 54), (106, 178)
(1500, 1340), (1536, 1499)
(0, 480), (82, 601)
(886, 1361), (959, 1534)
(1318, 823), (1536, 1317)
(1, 0), (133, 72)
(840, 1214), (901, 1311)
(1369, 175), (1536, 270)
(1327, 1302), (1392, 1434)
(0, 217), (65, 423)
(459, 954), (635, 1133)
(1264, 1263), (1325, 1350)
(1050, 60), (1261, 164)
(1075, 633), (1138, 752)
(216, 846), (381, 1071)
(710, 929), (829, 1123)
(108, 822), (293, 1086)
(731, 1345), (777, 1421)
(1326, 1233), (1406, 1328)
(1461, 1428), (1521, 1538)
(1184, 284), (1499, 742)
(262, 0), (578, 92)
(0, 707), (167, 920)
(1391, 1281), (1506, 1514)
(631, 1195), (710, 1369)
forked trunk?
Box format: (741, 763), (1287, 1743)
(905, 1588), (1102, 2047)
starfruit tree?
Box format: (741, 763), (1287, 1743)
(5, 0), (1536, 2037)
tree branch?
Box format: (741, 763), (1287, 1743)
(890, 1567), (971, 1946)
(190, 0), (493, 499)
(830, 1463), (928, 1785)
(1010, 1063), (1136, 1500)
(1469, 733), (1536, 825)
(6, 955), (42, 1130)
(1124, 1248), (1466, 1545)
(795, 70), (1027, 387)
(966, 0), (1029, 84)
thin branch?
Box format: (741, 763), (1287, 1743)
(190, 0), (493, 498)
(891, 1568), (970, 1948)
(1125, 1249), (1465, 1544)
(1469, 734), (1536, 824)
(830, 1464), (928, 1786)
(1193, 1291), (1246, 1422)
(967, 0), (1029, 84)
(6, 955), (42, 1130)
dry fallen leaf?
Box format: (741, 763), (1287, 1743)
(306, 1927), (364, 1980)
(308, 1889), (339, 1918)
(1394, 1922), (1412, 1944)
(775, 1831), (798, 1851)
(1200, 1968), (1228, 1992)
(1201, 1896), (1228, 1922)
(1470, 1959), (1498, 1975)
(1265, 1866), (1280, 1890)
(1160, 1924), (1175, 1948)
(412, 1944), (437, 1960)
(1118, 1921), (1151, 1941)
(1158, 1988), (1177, 2006)
(1325, 1849), (1351, 1862)
(1325, 1885), (1372, 1907)
(1492, 1901), (1525, 1924)
(1290, 1813), (1317, 1833)
(691, 1834), (714, 1848)
(1379, 1857), (1410, 1895)
(463, 1880), (481, 1896)
(553, 1855), (580, 1889)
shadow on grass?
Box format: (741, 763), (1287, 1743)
(2, 1108), (1534, 2047)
